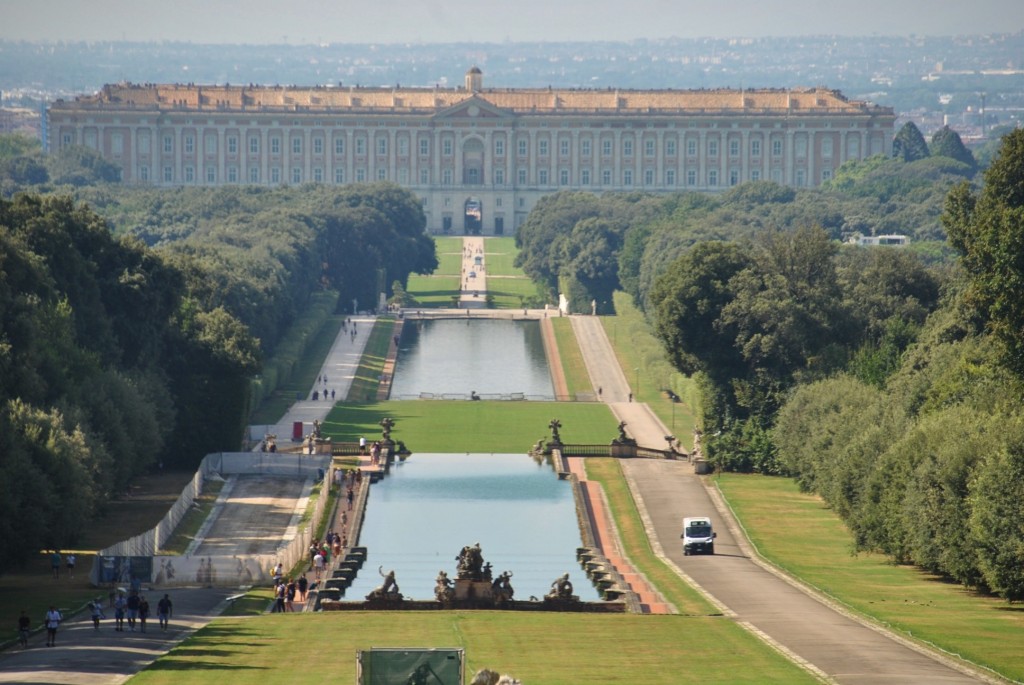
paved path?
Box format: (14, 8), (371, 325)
(248, 313), (376, 445)
(460, 236), (487, 308)
(0, 589), (235, 684)
(571, 314), (994, 684)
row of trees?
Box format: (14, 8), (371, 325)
(657, 130), (1024, 600)
(0, 182), (436, 566)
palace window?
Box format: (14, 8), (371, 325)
(751, 169), (761, 181)
(443, 139), (453, 156)
(420, 168), (429, 185)
(184, 135), (195, 154)
(249, 136), (260, 155)
(686, 169), (697, 186)
(687, 138), (697, 157)
(517, 168), (527, 185)
(335, 168), (346, 184)
(602, 139), (612, 157)
(623, 139), (633, 156)
(292, 167), (302, 184)
(560, 169), (570, 186)
(139, 165), (149, 182)
(581, 169), (591, 185)
(729, 139), (740, 157)
(795, 169), (806, 186)
(420, 138), (430, 156)
(538, 169), (548, 185)
(772, 139), (783, 157)
(821, 168), (832, 182)
(228, 136), (238, 155)
(356, 168), (366, 182)
(729, 169), (739, 186)
(206, 166), (216, 183)
(494, 138), (504, 156)
(751, 139), (761, 157)
(442, 168), (453, 185)
(205, 134), (217, 155)
(538, 139), (548, 157)
(378, 168), (387, 181)
(581, 139), (591, 157)
(645, 139), (655, 157)
(644, 168), (654, 185)
(313, 137), (324, 155)
(314, 168), (324, 183)
(518, 139), (528, 157)
(163, 166), (173, 182)
(271, 167), (281, 183)
(292, 137), (302, 155)
(560, 139), (570, 157)
(355, 137), (366, 155)
(249, 167), (260, 183)
(398, 168), (408, 184)
(227, 166), (238, 183)
(184, 165), (195, 182)
(708, 169), (718, 186)
(271, 137), (281, 155)
(494, 168), (505, 185)
(398, 137), (409, 156)
(665, 169), (676, 186)
(377, 137), (388, 156)
(707, 139), (718, 157)
(602, 169), (612, 186)
(666, 138), (676, 156)
(623, 169), (633, 186)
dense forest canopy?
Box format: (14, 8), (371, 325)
(0, 182), (436, 567)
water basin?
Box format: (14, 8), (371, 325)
(345, 453), (599, 601)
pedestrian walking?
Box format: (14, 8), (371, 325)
(157, 594), (173, 631)
(90, 597), (105, 630)
(50, 550), (61, 579)
(138, 596), (150, 632)
(347, 486), (354, 510)
(17, 610), (30, 648)
(114, 592), (127, 631)
(126, 591), (140, 632)
(297, 574), (309, 601)
(66, 553), (76, 578)
(44, 605), (62, 646)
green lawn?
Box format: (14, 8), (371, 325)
(551, 317), (591, 396)
(407, 274), (461, 307)
(484, 236), (542, 308)
(716, 473), (1024, 682)
(323, 400), (618, 453)
(131, 611), (820, 685)
(483, 237), (521, 275)
(345, 318), (396, 402)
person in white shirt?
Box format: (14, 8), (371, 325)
(45, 606), (62, 646)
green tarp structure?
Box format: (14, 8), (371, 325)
(358, 648), (464, 685)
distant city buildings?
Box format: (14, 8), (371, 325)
(49, 69), (895, 234)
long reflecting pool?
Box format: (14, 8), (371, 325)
(346, 453), (599, 601)
(390, 319), (554, 399)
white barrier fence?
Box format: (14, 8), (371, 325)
(91, 453), (333, 588)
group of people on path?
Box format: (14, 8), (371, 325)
(19, 591), (173, 649)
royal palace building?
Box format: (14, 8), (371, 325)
(48, 68), (895, 235)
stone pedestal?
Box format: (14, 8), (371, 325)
(454, 579), (493, 601)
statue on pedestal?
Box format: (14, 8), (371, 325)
(547, 572), (575, 600)
(491, 571), (515, 604)
(548, 418), (563, 445)
(456, 542), (486, 580)
(379, 417), (395, 441)
(434, 570), (455, 603)
(366, 566), (403, 602)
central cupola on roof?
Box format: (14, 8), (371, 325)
(465, 66), (483, 92)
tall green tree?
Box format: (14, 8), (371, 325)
(892, 121), (930, 163)
(943, 128), (1024, 375)
(930, 125), (977, 174)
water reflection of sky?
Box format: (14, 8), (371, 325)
(344, 453), (600, 601)
(390, 319), (554, 398)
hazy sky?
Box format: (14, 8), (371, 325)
(3, 0), (1022, 44)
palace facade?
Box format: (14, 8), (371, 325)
(48, 68), (895, 235)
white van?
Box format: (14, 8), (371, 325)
(681, 517), (716, 555)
